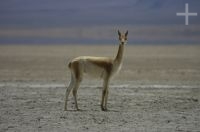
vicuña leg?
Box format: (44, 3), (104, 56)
(72, 79), (81, 110)
(64, 73), (75, 111)
(101, 76), (110, 111)
(104, 86), (109, 111)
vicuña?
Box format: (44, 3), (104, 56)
(65, 30), (128, 111)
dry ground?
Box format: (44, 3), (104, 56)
(0, 45), (200, 132)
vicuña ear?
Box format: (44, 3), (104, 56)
(118, 30), (121, 36)
(125, 30), (128, 37)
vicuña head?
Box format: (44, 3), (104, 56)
(65, 30), (128, 111)
(118, 30), (128, 45)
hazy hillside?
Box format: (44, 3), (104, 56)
(0, 0), (200, 44)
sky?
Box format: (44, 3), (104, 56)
(0, 0), (200, 27)
(0, 0), (200, 44)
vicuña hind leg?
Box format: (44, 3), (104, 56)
(72, 79), (81, 110)
(64, 73), (75, 111)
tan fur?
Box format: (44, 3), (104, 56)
(64, 30), (128, 111)
(89, 58), (113, 74)
(71, 61), (81, 80)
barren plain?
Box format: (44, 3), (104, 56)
(0, 45), (200, 132)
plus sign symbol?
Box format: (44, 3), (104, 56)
(176, 3), (198, 25)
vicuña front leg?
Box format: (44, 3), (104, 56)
(101, 77), (110, 111)
(104, 88), (109, 111)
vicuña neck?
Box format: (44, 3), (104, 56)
(114, 43), (124, 65)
